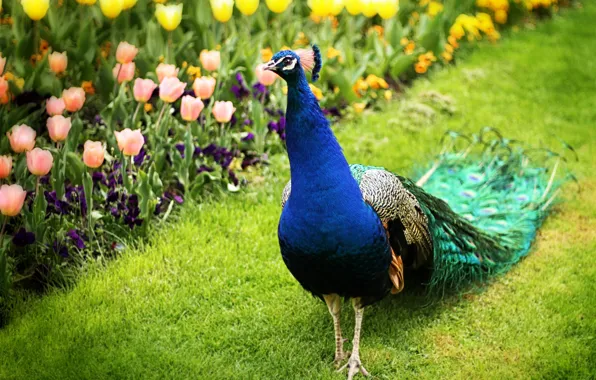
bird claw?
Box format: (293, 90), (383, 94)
(333, 350), (350, 369)
(337, 356), (369, 380)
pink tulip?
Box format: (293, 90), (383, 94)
(212, 101), (236, 123)
(180, 95), (204, 122)
(0, 184), (27, 217)
(113, 62), (136, 84)
(133, 78), (157, 103)
(156, 63), (179, 83)
(83, 140), (105, 168)
(200, 50), (220, 71)
(0, 156), (12, 179)
(46, 96), (65, 116)
(6, 124), (36, 153)
(46, 115), (72, 142)
(26, 148), (54, 176)
(159, 76), (186, 103)
(116, 41), (138, 64)
(255, 63), (278, 86)
(48, 51), (68, 74)
(62, 87), (85, 112)
(114, 128), (144, 156)
(192, 76), (216, 100)
(0, 77), (8, 100)
(0, 54), (6, 76)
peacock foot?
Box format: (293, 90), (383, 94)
(333, 347), (350, 368)
(337, 355), (370, 380)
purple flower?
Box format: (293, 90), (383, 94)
(53, 240), (69, 258)
(134, 147), (148, 166)
(242, 133), (255, 142)
(231, 85), (250, 100)
(92, 172), (108, 186)
(67, 229), (86, 250)
(228, 170), (239, 186)
(12, 228), (36, 247)
(198, 165), (215, 173)
(243, 119), (253, 126)
(252, 83), (267, 97)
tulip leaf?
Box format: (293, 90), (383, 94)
(390, 54), (419, 79)
(65, 152), (85, 186)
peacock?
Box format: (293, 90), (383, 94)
(263, 45), (567, 379)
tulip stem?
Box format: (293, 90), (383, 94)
(156, 103), (168, 137)
(113, 65), (122, 96)
(167, 33), (173, 64)
(0, 217), (7, 249)
(132, 103), (141, 126)
(35, 177), (40, 196)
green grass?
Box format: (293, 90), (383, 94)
(2, 4), (596, 379)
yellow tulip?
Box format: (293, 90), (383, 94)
(122, 0), (137, 9)
(344, 0), (362, 15)
(155, 3), (183, 31)
(210, 0), (234, 22)
(360, 0), (376, 17)
(377, 0), (399, 19)
(308, 0), (343, 17)
(76, 0), (97, 4)
(236, 0), (259, 15)
(20, 0), (49, 21)
(99, 0), (123, 18)
(265, 0), (291, 13)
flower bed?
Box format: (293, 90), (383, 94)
(0, 0), (560, 317)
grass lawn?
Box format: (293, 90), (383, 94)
(1, 4), (595, 380)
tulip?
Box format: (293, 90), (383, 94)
(116, 42), (138, 64)
(159, 76), (186, 103)
(0, 77), (8, 101)
(46, 115), (72, 143)
(180, 95), (204, 122)
(210, 0), (234, 22)
(133, 78), (157, 103)
(199, 50), (221, 71)
(308, 0), (343, 16)
(192, 76), (216, 99)
(255, 64), (277, 86)
(122, 0), (137, 9)
(62, 87), (86, 112)
(236, 0), (259, 15)
(83, 141), (105, 168)
(155, 4), (183, 31)
(0, 54), (6, 76)
(100, 0), (123, 18)
(265, 0), (291, 13)
(113, 62), (136, 83)
(212, 101), (236, 123)
(344, 0), (362, 15)
(21, 0), (49, 20)
(0, 156), (12, 179)
(377, 0), (399, 19)
(156, 63), (179, 83)
(7, 124), (36, 153)
(48, 52), (67, 74)
(360, 0), (376, 17)
(76, 0), (97, 3)
(114, 129), (144, 156)
(46, 96), (66, 116)
(27, 148), (54, 176)
(0, 185), (27, 217)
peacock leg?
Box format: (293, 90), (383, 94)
(338, 298), (370, 379)
(323, 294), (349, 367)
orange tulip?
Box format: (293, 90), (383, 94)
(212, 101), (236, 123)
(46, 96), (65, 116)
(192, 76), (216, 99)
(0, 184), (27, 217)
(159, 76), (186, 103)
(199, 50), (221, 71)
(83, 141), (105, 168)
(180, 95), (204, 122)
(48, 52), (68, 74)
(114, 128), (144, 156)
(255, 63), (278, 86)
(62, 87), (86, 112)
(113, 62), (135, 83)
(7, 124), (36, 153)
(46, 115), (72, 142)
(156, 63), (179, 83)
(26, 148), (54, 176)
(116, 41), (138, 64)
(133, 78), (157, 103)
(0, 156), (12, 179)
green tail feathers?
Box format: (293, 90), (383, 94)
(412, 128), (575, 293)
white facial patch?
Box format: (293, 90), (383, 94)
(282, 58), (298, 71)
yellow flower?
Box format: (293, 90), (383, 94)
(294, 32), (309, 47)
(210, 0), (234, 22)
(404, 41), (416, 55)
(237, 0), (259, 15)
(81, 80), (96, 94)
(261, 48), (273, 62)
(377, 0), (398, 19)
(308, 0), (343, 17)
(441, 51), (452, 61)
(476, 0), (489, 7)
(327, 46), (341, 60)
(414, 62), (428, 74)
(353, 102), (366, 113)
(153, 0), (166, 3)
(352, 78), (368, 96)
(155, 3), (183, 31)
(76, 0), (97, 4)
(20, 0), (49, 20)
(384, 90), (392, 101)
(309, 83), (323, 100)
(361, 0), (377, 17)
(282, 86), (288, 95)
(344, 0), (362, 15)
(448, 35), (459, 48)
(400, 37), (409, 46)
(144, 103), (153, 112)
(427, 1), (443, 17)
(187, 65), (202, 80)
(281, 45), (291, 51)
(449, 23), (465, 40)
(444, 44), (454, 54)
(494, 9), (507, 24)
(265, 0), (291, 13)
(122, 0), (137, 10)
(365, 74), (388, 90)
(99, 0), (123, 18)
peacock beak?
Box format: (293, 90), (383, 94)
(263, 59), (278, 73)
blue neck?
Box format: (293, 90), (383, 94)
(284, 71), (363, 209)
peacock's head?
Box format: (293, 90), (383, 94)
(263, 45), (322, 84)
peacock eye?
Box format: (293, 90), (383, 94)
(284, 57), (293, 65)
